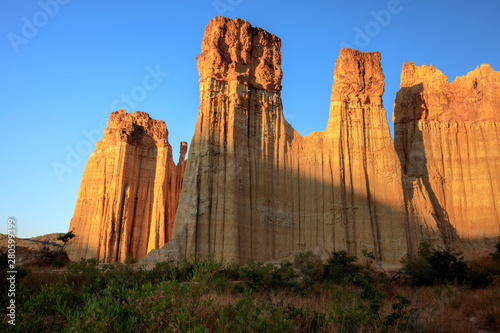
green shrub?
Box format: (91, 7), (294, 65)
(177, 259), (194, 281)
(269, 260), (298, 289)
(124, 253), (136, 265)
(466, 260), (500, 288)
(240, 260), (270, 290)
(402, 239), (467, 286)
(17, 283), (83, 332)
(146, 261), (177, 282)
(384, 295), (419, 331)
(240, 260), (298, 291)
(491, 240), (500, 261)
(428, 249), (467, 283)
(221, 262), (241, 281)
(324, 250), (361, 283)
(0, 249), (8, 270)
(67, 257), (106, 293)
(34, 245), (70, 267)
(52, 254), (66, 267)
(294, 251), (324, 284)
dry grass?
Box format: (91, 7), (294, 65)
(197, 282), (500, 332)
(10, 249), (500, 332)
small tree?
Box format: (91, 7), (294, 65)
(57, 230), (76, 250)
(402, 239), (467, 285)
(491, 240), (500, 261)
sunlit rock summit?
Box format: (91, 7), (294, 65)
(66, 110), (186, 262)
(68, 17), (499, 264)
(394, 62), (500, 256)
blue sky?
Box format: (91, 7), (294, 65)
(1, 0), (499, 238)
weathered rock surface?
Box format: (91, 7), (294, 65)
(66, 110), (187, 262)
(69, 18), (499, 266)
(394, 63), (500, 253)
(142, 17), (440, 265)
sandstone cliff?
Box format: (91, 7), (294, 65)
(394, 63), (500, 254)
(66, 110), (187, 262)
(142, 17), (439, 265)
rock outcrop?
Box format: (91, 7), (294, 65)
(68, 17), (499, 266)
(394, 63), (500, 254)
(142, 17), (440, 265)
(67, 110), (187, 262)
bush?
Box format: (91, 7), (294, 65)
(294, 251), (324, 285)
(34, 245), (70, 267)
(384, 295), (419, 331)
(0, 249), (8, 270)
(324, 251), (360, 283)
(491, 240), (500, 261)
(402, 239), (467, 286)
(240, 260), (298, 291)
(124, 253), (136, 265)
(221, 262), (241, 281)
(146, 261), (177, 282)
(467, 260), (500, 288)
(177, 259), (194, 281)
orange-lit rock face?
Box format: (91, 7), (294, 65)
(66, 110), (186, 263)
(330, 48), (384, 104)
(395, 63), (500, 123)
(394, 63), (500, 251)
(142, 17), (441, 266)
(196, 17), (282, 91)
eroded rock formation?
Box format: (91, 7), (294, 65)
(394, 63), (500, 254)
(142, 17), (440, 265)
(69, 17), (499, 266)
(67, 110), (187, 262)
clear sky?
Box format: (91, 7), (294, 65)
(1, 0), (499, 238)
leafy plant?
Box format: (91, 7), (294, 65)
(491, 240), (500, 261)
(240, 260), (298, 291)
(402, 239), (467, 286)
(294, 250), (324, 285)
(124, 253), (136, 265)
(324, 250), (361, 283)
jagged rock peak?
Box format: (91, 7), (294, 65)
(394, 62), (500, 123)
(330, 48), (385, 105)
(196, 16), (282, 91)
(101, 109), (169, 148)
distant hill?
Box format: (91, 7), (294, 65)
(0, 232), (65, 252)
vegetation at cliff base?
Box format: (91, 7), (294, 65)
(1, 240), (500, 332)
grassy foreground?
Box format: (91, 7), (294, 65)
(2, 242), (500, 332)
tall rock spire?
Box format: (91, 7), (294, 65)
(67, 110), (187, 262)
(142, 17), (439, 265)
